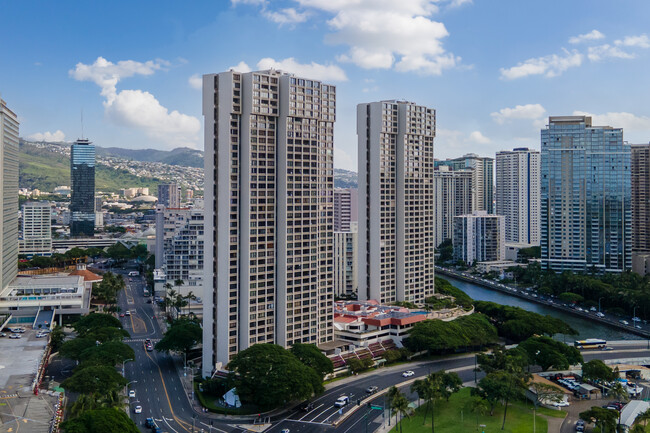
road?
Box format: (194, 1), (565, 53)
(113, 261), (650, 433)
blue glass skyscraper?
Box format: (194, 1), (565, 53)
(70, 138), (95, 237)
(541, 116), (631, 273)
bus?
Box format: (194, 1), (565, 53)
(574, 339), (607, 349)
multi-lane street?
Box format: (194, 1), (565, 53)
(112, 262), (650, 433)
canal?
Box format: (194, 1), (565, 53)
(442, 275), (643, 342)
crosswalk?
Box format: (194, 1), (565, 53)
(124, 338), (160, 343)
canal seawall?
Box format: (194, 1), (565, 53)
(435, 266), (650, 339)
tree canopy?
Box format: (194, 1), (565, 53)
(61, 408), (139, 433)
(289, 343), (334, 378)
(155, 318), (202, 357)
(518, 336), (583, 371)
(474, 301), (577, 342)
(79, 341), (135, 366)
(62, 365), (127, 395)
(403, 313), (498, 354)
(582, 359), (616, 383)
(227, 344), (324, 409)
(73, 313), (123, 336)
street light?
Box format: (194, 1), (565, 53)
(598, 297), (605, 313)
(122, 358), (134, 376)
(125, 380), (137, 395)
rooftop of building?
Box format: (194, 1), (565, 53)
(2, 275), (84, 297)
(334, 300), (430, 327)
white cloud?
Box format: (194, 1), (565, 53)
(334, 145), (355, 171)
(188, 74), (202, 90)
(228, 61), (252, 73)
(257, 57), (347, 81)
(449, 0), (472, 8)
(70, 57), (200, 149)
(491, 104), (546, 124)
(27, 130), (66, 142)
(500, 49), (583, 80)
(236, 0), (458, 75)
(264, 7), (309, 25)
(468, 131), (491, 144)
(573, 110), (650, 134)
(615, 34), (650, 48)
(587, 44), (635, 62)
(569, 29), (605, 44)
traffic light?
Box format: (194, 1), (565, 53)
(357, 399), (361, 406)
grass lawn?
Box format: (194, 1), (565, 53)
(389, 388), (565, 433)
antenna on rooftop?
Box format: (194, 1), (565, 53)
(81, 109), (84, 140)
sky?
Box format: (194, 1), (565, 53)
(2, 0), (650, 171)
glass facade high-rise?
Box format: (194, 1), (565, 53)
(0, 98), (19, 290)
(70, 139), (95, 237)
(541, 116), (631, 273)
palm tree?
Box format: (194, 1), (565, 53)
(411, 379), (428, 425)
(391, 391), (411, 433)
(637, 408), (650, 428)
(98, 389), (127, 410)
(387, 386), (400, 426)
(609, 381), (630, 427)
(185, 291), (197, 315)
(464, 397), (489, 432)
(69, 393), (98, 417)
(630, 425), (646, 433)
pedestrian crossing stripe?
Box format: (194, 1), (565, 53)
(125, 338), (160, 342)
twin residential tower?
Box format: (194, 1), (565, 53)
(202, 69), (436, 374)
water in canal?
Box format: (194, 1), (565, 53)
(442, 275), (642, 342)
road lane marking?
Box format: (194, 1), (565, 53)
(297, 403), (323, 421)
(310, 405), (334, 422)
(144, 345), (192, 433)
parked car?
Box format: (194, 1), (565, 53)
(553, 400), (569, 407)
(9, 334), (21, 339)
(402, 370), (415, 378)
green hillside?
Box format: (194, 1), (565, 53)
(19, 142), (162, 193)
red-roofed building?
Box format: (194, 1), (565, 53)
(69, 263), (102, 291)
(333, 300), (432, 348)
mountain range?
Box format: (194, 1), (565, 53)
(96, 146), (204, 168)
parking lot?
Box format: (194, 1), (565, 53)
(0, 326), (49, 390)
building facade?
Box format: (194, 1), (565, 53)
(70, 139), (95, 237)
(334, 230), (358, 297)
(0, 98), (19, 290)
(20, 202), (52, 257)
(333, 188), (358, 232)
(434, 165), (473, 248)
(541, 116), (631, 273)
(154, 204), (204, 298)
(202, 70), (335, 374)
(453, 211), (505, 264)
(158, 183), (181, 208)
(357, 100), (436, 305)
(495, 148), (541, 246)
(436, 153), (494, 213)
(631, 144), (650, 274)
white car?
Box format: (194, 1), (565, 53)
(633, 317), (641, 322)
(553, 400), (569, 407)
(596, 312), (605, 318)
(125, 310), (131, 316)
(134, 405), (142, 414)
(402, 370), (415, 378)
(334, 396), (349, 408)
(9, 334), (21, 339)
(129, 390), (136, 398)
(621, 320), (630, 325)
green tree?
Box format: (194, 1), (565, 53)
(529, 381), (563, 428)
(227, 344), (324, 409)
(403, 314), (498, 354)
(636, 408), (650, 428)
(155, 320), (202, 359)
(630, 424), (646, 433)
(50, 325), (66, 352)
(62, 365), (127, 395)
(464, 396), (489, 432)
(477, 346), (529, 375)
(579, 407), (618, 433)
(390, 389), (411, 433)
(582, 359), (616, 384)
(59, 338), (97, 362)
(436, 239), (454, 263)
(518, 336), (583, 371)
(61, 408), (139, 433)
(79, 341), (135, 366)
(68, 393), (99, 418)
(289, 344), (334, 378)
(105, 243), (131, 261)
